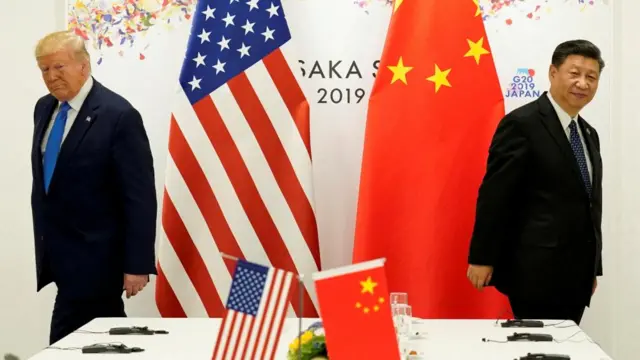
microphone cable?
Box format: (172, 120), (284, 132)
(552, 330), (596, 344)
(74, 326), (168, 335)
(544, 320), (577, 329)
(482, 337), (509, 343)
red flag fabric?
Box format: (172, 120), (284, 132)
(313, 259), (400, 359)
(352, 0), (510, 318)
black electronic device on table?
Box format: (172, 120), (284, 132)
(507, 332), (553, 342)
(109, 326), (168, 335)
(518, 353), (570, 360)
(82, 344), (144, 354)
(501, 319), (544, 328)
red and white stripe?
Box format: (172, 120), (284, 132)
(155, 42), (320, 318)
(212, 268), (294, 360)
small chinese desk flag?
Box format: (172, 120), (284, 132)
(313, 258), (400, 359)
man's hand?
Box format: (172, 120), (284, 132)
(467, 264), (494, 290)
(592, 277), (598, 295)
(124, 274), (149, 299)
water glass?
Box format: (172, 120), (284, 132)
(390, 292), (408, 306)
(392, 304), (412, 338)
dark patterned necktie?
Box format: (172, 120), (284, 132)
(568, 120), (592, 196)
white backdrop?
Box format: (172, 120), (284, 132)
(70, 0), (612, 318)
(0, 0), (629, 358)
(65, 0), (613, 275)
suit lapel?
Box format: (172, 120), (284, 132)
(579, 118), (601, 194)
(46, 82), (101, 193)
(537, 92), (589, 195)
(33, 96), (58, 192)
(34, 97), (57, 155)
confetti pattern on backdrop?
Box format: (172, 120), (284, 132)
(481, 0), (607, 24)
(352, 0), (392, 14)
(352, 0), (608, 19)
(68, 0), (609, 65)
(67, 0), (195, 65)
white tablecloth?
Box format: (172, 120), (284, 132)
(27, 317), (613, 359)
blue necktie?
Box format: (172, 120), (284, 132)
(43, 102), (71, 192)
(568, 120), (592, 196)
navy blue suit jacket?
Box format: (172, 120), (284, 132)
(31, 79), (157, 299)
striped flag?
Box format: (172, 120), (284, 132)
(212, 259), (295, 360)
(155, 0), (320, 318)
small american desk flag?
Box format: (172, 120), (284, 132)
(212, 259), (295, 360)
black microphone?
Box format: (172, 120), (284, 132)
(108, 326), (168, 335)
(518, 353), (570, 360)
(501, 319), (544, 328)
(507, 333), (553, 342)
(82, 344), (144, 354)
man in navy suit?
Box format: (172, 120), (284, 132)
(31, 31), (157, 344)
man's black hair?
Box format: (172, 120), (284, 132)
(551, 39), (605, 72)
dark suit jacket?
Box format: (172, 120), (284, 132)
(468, 92), (603, 307)
(31, 78), (157, 299)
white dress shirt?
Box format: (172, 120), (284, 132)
(546, 92), (593, 182)
(41, 76), (94, 152)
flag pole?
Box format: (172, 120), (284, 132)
(298, 274), (304, 360)
(219, 252), (303, 280)
(220, 252), (241, 262)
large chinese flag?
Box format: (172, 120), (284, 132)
(352, 0), (510, 318)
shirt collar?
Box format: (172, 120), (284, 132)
(59, 76), (93, 112)
(546, 92), (577, 131)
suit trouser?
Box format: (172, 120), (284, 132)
(508, 295), (586, 325)
(49, 290), (126, 344)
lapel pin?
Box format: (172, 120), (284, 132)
(85, 116), (91, 122)
(586, 128), (591, 135)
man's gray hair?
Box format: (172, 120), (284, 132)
(35, 30), (90, 63)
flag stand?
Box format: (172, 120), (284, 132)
(297, 275), (304, 360)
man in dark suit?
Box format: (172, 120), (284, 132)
(31, 31), (157, 343)
(466, 40), (604, 325)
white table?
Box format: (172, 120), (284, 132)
(27, 317), (613, 359)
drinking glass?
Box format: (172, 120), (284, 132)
(393, 304), (412, 338)
(390, 292), (408, 306)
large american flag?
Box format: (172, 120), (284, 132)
(155, 0), (320, 318)
(212, 259), (295, 360)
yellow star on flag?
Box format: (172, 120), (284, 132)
(394, 0), (404, 13)
(360, 276), (378, 295)
(464, 37), (490, 64)
(387, 56), (413, 85)
(426, 64), (452, 92)
(473, 0), (481, 17)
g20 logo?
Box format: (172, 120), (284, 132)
(505, 68), (541, 98)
